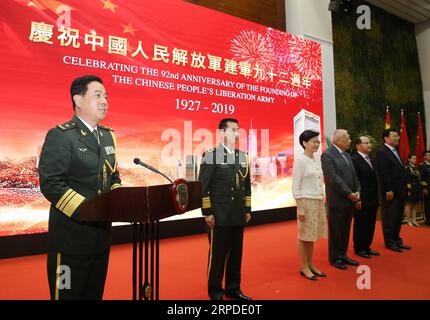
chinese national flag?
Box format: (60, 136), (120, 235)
(399, 110), (410, 163)
(416, 112), (425, 164)
(385, 106), (391, 129)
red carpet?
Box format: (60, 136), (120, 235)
(1, 220), (429, 300)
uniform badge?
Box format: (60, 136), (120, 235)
(78, 147), (88, 155)
(105, 146), (115, 155)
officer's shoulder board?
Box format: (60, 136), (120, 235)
(98, 125), (114, 132)
(236, 149), (248, 156)
(201, 148), (216, 162)
(57, 121), (76, 131)
(203, 147), (215, 155)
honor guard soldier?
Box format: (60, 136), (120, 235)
(418, 150), (430, 224)
(198, 118), (252, 301)
(39, 75), (121, 300)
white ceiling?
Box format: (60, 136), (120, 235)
(367, 0), (430, 23)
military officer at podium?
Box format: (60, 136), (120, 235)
(39, 75), (121, 300)
(198, 118), (252, 301)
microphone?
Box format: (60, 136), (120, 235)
(133, 158), (173, 183)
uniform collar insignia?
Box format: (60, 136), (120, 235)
(80, 129), (87, 136)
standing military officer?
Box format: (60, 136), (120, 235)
(418, 150), (430, 224)
(39, 75), (121, 300)
(198, 118), (252, 301)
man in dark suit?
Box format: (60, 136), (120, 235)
(198, 118), (252, 301)
(39, 75), (121, 300)
(374, 129), (411, 252)
(321, 129), (361, 270)
(351, 136), (380, 259)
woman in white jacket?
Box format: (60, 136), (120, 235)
(292, 130), (327, 281)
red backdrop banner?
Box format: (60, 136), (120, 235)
(0, 0), (323, 235)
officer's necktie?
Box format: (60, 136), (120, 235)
(92, 129), (99, 145)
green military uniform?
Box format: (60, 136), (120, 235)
(418, 162), (430, 223)
(39, 115), (121, 300)
(198, 144), (251, 300)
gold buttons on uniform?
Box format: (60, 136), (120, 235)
(231, 197), (234, 200)
(98, 190), (101, 194)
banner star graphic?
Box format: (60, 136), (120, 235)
(101, 0), (118, 13)
(121, 22), (138, 36)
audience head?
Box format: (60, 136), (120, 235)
(332, 129), (351, 151)
(299, 130), (320, 154)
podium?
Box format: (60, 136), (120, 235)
(80, 181), (202, 300)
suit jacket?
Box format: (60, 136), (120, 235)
(351, 153), (379, 206)
(321, 145), (361, 208)
(39, 115), (121, 255)
(374, 145), (408, 200)
(198, 144), (251, 226)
